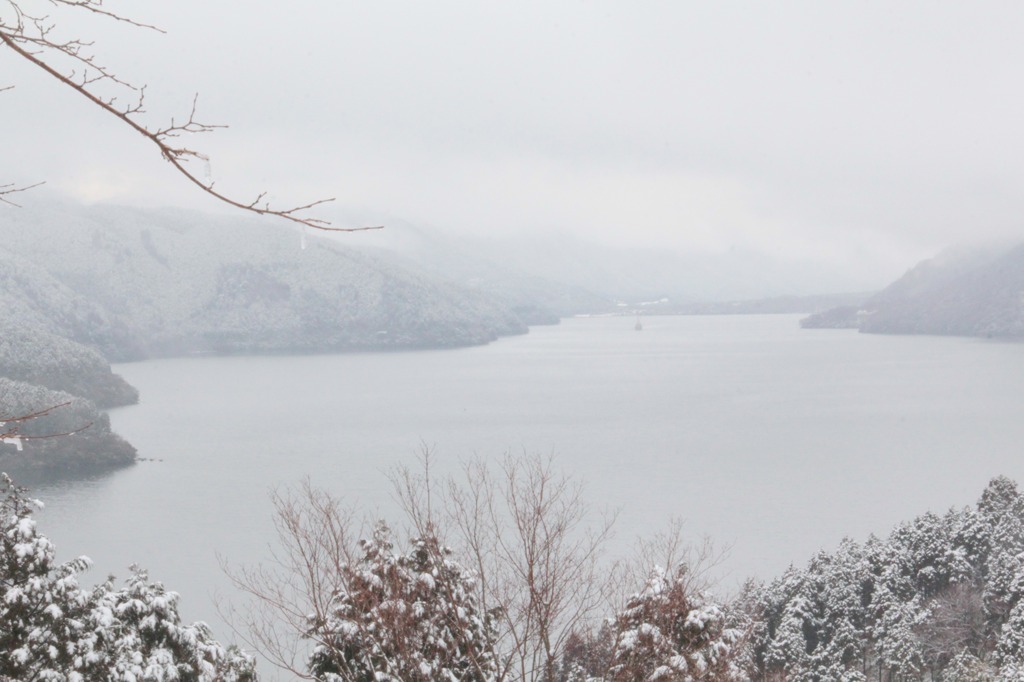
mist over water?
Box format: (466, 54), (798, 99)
(33, 314), (1024, 643)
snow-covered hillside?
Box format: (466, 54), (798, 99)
(0, 201), (546, 475)
(0, 203), (530, 357)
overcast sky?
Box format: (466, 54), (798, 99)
(4, 1), (1024, 284)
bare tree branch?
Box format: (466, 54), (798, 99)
(0, 0), (382, 231)
(0, 400), (92, 450)
(394, 450), (619, 682)
(219, 481), (376, 678)
(0, 181), (45, 207)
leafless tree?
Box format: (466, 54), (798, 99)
(223, 479), (502, 682)
(915, 582), (991, 671)
(392, 451), (619, 682)
(612, 518), (730, 612)
(0, 0), (380, 231)
(220, 482), (361, 679)
(224, 454), (619, 682)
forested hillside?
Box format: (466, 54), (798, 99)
(742, 476), (1024, 681)
(0, 378), (135, 474)
(9, 454), (1024, 680)
(0, 203), (531, 357)
(0, 201), (548, 474)
(802, 242), (1024, 339)
(0, 322), (137, 408)
(0, 248), (141, 361)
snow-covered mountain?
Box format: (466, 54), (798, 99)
(0, 203), (531, 358)
(0, 200), (546, 474)
(802, 241), (1024, 338)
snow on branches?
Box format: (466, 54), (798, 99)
(307, 522), (499, 682)
(0, 474), (256, 680)
(744, 476), (1024, 681)
(606, 565), (746, 682)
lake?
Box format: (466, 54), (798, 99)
(32, 314), (1024, 664)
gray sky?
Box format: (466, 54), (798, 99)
(4, 1), (1024, 284)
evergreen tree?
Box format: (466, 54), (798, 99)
(607, 565), (745, 682)
(745, 478), (1024, 681)
(307, 522), (499, 682)
(0, 474), (255, 680)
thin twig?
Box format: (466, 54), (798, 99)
(0, 2), (382, 231)
(0, 181), (45, 207)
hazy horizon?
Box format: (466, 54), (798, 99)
(6, 1), (1024, 291)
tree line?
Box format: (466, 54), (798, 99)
(740, 475), (1024, 681)
(8, 454), (1024, 680)
(2, 455), (748, 681)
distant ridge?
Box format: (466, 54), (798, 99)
(802, 242), (1024, 338)
(0, 201), (538, 475)
(0, 203), (531, 358)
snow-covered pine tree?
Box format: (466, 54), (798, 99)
(0, 474), (256, 680)
(607, 564), (745, 682)
(0, 474), (93, 677)
(944, 650), (995, 681)
(745, 565), (806, 678)
(745, 478), (1024, 680)
(307, 522), (499, 682)
(87, 566), (258, 681)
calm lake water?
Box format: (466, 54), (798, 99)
(32, 314), (1024, 657)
